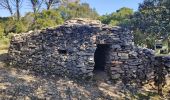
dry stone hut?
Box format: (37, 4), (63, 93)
(9, 18), (155, 83)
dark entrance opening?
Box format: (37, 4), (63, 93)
(94, 44), (110, 71)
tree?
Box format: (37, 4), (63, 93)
(11, 0), (23, 20)
(57, 2), (99, 20)
(99, 7), (133, 26)
(133, 0), (170, 36)
(30, 0), (44, 14)
(32, 10), (63, 29)
(0, 0), (23, 20)
(29, 0), (44, 29)
(22, 9), (64, 30)
(45, 0), (62, 10)
(130, 0), (170, 48)
(0, 0), (13, 16)
(4, 18), (27, 33)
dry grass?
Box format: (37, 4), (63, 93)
(0, 44), (9, 50)
(132, 77), (170, 100)
(0, 50), (8, 55)
(0, 37), (10, 51)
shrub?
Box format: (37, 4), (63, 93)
(30, 10), (64, 30)
(4, 19), (27, 34)
(14, 21), (27, 33)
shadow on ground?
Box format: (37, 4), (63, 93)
(0, 51), (125, 99)
(0, 65), (124, 99)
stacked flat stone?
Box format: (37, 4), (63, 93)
(9, 18), (156, 84)
(8, 19), (114, 78)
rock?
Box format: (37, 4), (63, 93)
(118, 53), (129, 60)
(111, 45), (121, 50)
(110, 66), (121, 71)
(129, 51), (138, 58)
(111, 74), (121, 79)
(165, 62), (170, 68)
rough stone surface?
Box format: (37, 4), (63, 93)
(8, 18), (157, 86)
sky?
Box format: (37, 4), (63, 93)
(0, 0), (144, 17)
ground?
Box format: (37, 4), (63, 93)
(0, 50), (170, 100)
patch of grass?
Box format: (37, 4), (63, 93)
(0, 37), (10, 50)
(0, 50), (8, 55)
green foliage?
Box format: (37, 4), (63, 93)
(130, 0), (170, 48)
(14, 21), (27, 33)
(137, 0), (170, 34)
(99, 7), (133, 26)
(32, 10), (64, 29)
(0, 23), (4, 38)
(0, 2), (98, 34)
(109, 20), (119, 26)
(0, 17), (9, 23)
(0, 2), (66, 32)
(57, 2), (99, 20)
(4, 19), (27, 34)
(22, 12), (35, 30)
(4, 19), (15, 34)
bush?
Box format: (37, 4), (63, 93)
(57, 2), (99, 20)
(4, 19), (27, 34)
(14, 21), (27, 33)
(30, 10), (64, 30)
(7, 32), (15, 39)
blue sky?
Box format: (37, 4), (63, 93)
(0, 0), (143, 17)
(81, 0), (143, 14)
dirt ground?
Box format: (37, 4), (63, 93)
(0, 50), (170, 100)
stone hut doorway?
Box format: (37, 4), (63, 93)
(93, 44), (110, 72)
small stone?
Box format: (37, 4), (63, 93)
(111, 74), (121, 79)
(106, 81), (112, 84)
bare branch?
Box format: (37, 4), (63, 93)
(0, 0), (13, 16)
(30, 0), (44, 13)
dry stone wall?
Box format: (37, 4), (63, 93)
(9, 18), (161, 85)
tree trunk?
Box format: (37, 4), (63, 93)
(16, 0), (20, 20)
(47, 4), (51, 10)
(46, 0), (53, 10)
